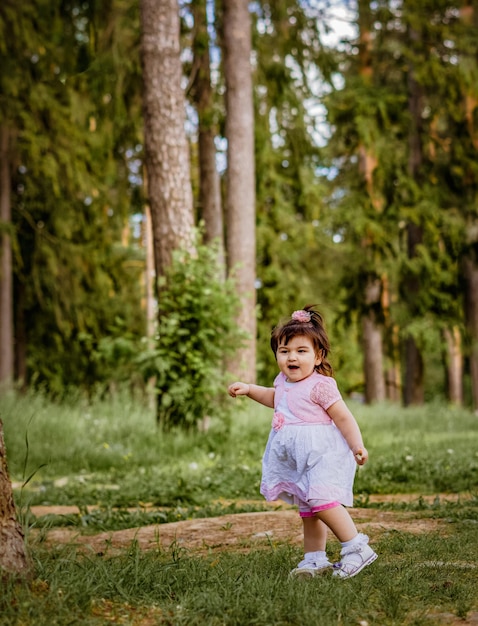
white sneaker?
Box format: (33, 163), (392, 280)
(332, 540), (377, 579)
(289, 559), (333, 579)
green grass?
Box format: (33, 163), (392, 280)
(353, 401), (478, 495)
(1, 390), (478, 624)
(2, 391), (477, 510)
(2, 521), (477, 625)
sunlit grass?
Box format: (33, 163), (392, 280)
(2, 390), (477, 509)
(2, 523), (477, 625)
(1, 390), (478, 624)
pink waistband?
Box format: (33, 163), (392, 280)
(272, 411), (331, 431)
(285, 421), (330, 426)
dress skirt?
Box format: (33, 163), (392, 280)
(260, 422), (356, 507)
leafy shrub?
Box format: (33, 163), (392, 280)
(137, 239), (246, 430)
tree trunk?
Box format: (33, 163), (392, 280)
(381, 275), (401, 401)
(362, 309), (386, 403)
(362, 277), (385, 403)
(0, 420), (33, 579)
(385, 324), (402, 403)
(403, 222), (425, 406)
(403, 21), (425, 406)
(13, 276), (27, 387)
(404, 334), (424, 405)
(357, 1), (386, 403)
(460, 2), (478, 411)
(143, 204), (157, 410)
(144, 205), (156, 343)
(222, 0), (256, 380)
(442, 326), (463, 406)
(139, 0), (195, 283)
(191, 0), (225, 275)
(0, 125), (14, 389)
(463, 252), (478, 411)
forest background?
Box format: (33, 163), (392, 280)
(1, 0), (478, 426)
(1, 3), (478, 620)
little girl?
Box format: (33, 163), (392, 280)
(228, 305), (377, 579)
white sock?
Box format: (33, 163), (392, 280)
(304, 550), (328, 563)
(341, 533), (368, 549)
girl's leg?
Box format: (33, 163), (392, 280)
(314, 505), (378, 578)
(302, 516), (328, 553)
(289, 516), (332, 577)
(314, 505), (358, 542)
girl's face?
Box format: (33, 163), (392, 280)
(276, 334), (322, 383)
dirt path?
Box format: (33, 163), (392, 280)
(31, 493), (459, 556)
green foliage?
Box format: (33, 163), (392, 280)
(316, 1), (478, 403)
(136, 239), (245, 430)
(2, 0), (478, 405)
(0, 1), (144, 396)
(252, 2), (350, 384)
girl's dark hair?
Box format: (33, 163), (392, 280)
(270, 304), (333, 376)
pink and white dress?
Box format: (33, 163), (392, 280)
(260, 371), (356, 508)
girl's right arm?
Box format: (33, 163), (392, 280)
(228, 382), (275, 408)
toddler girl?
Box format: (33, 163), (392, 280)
(228, 305), (377, 579)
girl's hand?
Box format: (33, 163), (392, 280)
(353, 446), (368, 466)
(228, 382), (250, 398)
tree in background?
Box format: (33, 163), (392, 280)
(1, 0), (478, 409)
(401, 0), (426, 405)
(459, 0), (478, 410)
(356, 0), (386, 403)
(0, 0), (145, 395)
(140, 0), (195, 283)
(251, 1), (345, 383)
(322, 0), (405, 402)
(220, 0), (257, 381)
(0, 126), (13, 389)
(190, 0), (226, 273)
(323, 0), (476, 406)
(396, 0), (473, 406)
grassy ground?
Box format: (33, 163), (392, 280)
(3, 517), (478, 625)
(1, 391), (477, 624)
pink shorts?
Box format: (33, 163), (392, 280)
(299, 500), (341, 518)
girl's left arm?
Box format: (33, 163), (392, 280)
(327, 400), (368, 466)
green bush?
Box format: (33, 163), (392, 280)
(137, 239), (246, 430)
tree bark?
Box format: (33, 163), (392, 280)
(139, 0), (195, 283)
(143, 205), (157, 411)
(442, 326), (463, 406)
(460, 2), (478, 411)
(191, 0), (225, 274)
(362, 311), (386, 403)
(0, 420), (33, 579)
(362, 279), (386, 403)
(385, 324), (402, 403)
(222, 0), (256, 380)
(144, 205), (156, 343)
(403, 222), (425, 406)
(404, 334), (424, 405)
(0, 125), (14, 389)
(13, 276), (27, 387)
(463, 252), (478, 411)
